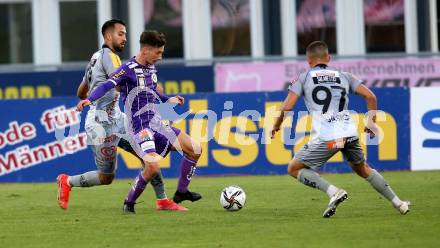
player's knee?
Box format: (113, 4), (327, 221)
(188, 141), (202, 161)
(287, 159), (304, 178)
(99, 173), (115, 185)
(143, 153), (161, 163)
(350, 161), (371, 178)
(287, 164), (297, 177)
(151, 165), (160, 178)
(148, 163), (161, 175)
(193, 143), (202, 159)
(287, 163), (296, 177)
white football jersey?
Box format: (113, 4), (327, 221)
(289, 64), (363, 141)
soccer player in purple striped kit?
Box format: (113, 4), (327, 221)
(77, 30), (202, 213)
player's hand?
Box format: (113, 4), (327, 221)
(270, 126), (280, 139)
(364, 123), (379, 139)
(169, 96), (184, 105)
(76, 99), (91, 112)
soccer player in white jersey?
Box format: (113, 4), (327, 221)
(271, 41), (410, 218)
(57, 19), (186, 211)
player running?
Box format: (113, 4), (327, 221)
(76, 30), (202, 213)
(271, 41), (410, 218)
(57, 20), (186, 211)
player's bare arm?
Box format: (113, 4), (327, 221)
(76, 80), (89, 100)
(271, 92), (299, 139)
(355, 83), (378, 137)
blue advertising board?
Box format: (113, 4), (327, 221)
(156, 64), (214, 93)
(0, 70), (82, 99)
(0, 64), (214, 99)
(0, 88), (410, 182)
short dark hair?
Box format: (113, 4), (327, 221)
(101, 19), (126, 36)
(306, 41), (329, 59)
(139, 30), (166, 48)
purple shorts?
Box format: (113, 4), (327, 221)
(134, 125), (181, 158)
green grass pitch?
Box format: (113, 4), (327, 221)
(1, 171), (439, 248)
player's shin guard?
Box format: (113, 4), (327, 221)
(177, 156), (197, 193)
(125, 173), (148, 203)
(366, 169), (402, 207)
(297, 168), (337, 196)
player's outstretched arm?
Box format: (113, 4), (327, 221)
(271, 92), (299, 139)
(76, 80), (115, 111)
(355, 84), (378, 137)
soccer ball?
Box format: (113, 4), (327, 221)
(220, 185), (246, 211)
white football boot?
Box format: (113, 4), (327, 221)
(396, 201), (411, 215)
(322, 189), (348, 218)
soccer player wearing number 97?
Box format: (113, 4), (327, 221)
(270, 41), (410, 218)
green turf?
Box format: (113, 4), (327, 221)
(0, 171), (439, 248)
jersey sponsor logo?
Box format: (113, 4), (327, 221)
(100, 146), (117, 157)
(112, 69), (125, 80)
(98, 135), (117, 144)
(311, 70), (341, 84)
(322, 111), (351, 123)
(326, 137), (357, 149)
(151, 73), (158, 83)
(137, 75), (146, 89)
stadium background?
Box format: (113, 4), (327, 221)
(1, 0), (439, 182)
